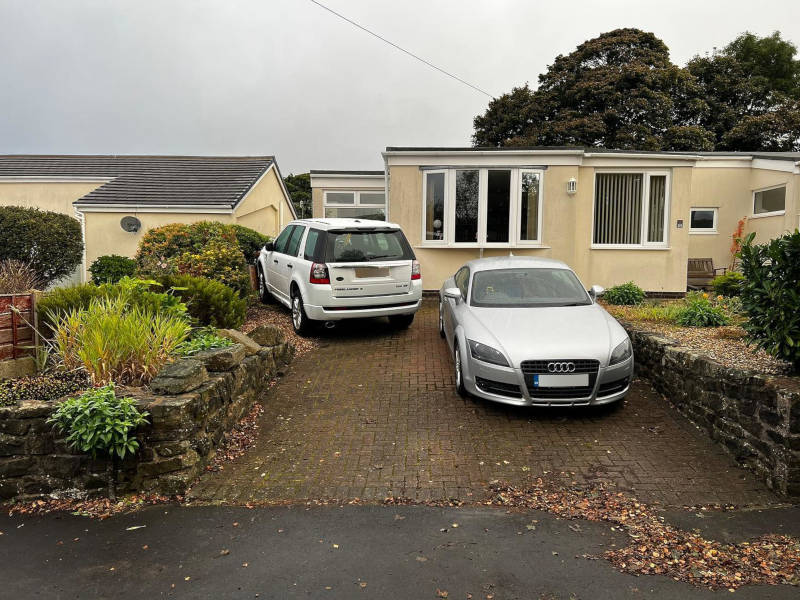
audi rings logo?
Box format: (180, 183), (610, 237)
(547, 362), (575, 373)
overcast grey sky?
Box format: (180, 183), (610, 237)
(1, 0), (798, 173)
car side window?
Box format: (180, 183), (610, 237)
(304, 229), (322, 261)
(454, 267), (470, 298)
(272, 225), (295, 254)
(285, 226), (305, 257)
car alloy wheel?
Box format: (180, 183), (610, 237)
(438, 300), (445, 338)
(292, 295), (303, 330)
(258, 269), (269, 303)
(454, 345), (467, 397)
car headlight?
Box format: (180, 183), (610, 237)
(609, 338), (632, 365)
(468, 339), (509, 367)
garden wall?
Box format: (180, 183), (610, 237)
(626, 324), (800, 497)
(0, 326), (293, 501)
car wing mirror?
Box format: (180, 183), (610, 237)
(264, 241), (274, 252)
(444, 287), (462, 302)
(588, 285), (605, 302)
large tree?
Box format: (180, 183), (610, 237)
(473, 28), (712, 151)
(283, 173), (311, 218)
(687, 32), (800, 151)
(473, 29), (800, 152)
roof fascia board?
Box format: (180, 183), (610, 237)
(385, 153), (582, 167)
(73, 204), (233, 214)
(311, 176), (386, 189)
(266, 161), (298, 219)
(751, 158), (800, 174)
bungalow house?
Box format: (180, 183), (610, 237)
(311, 148), (799, 292)
(0, 155), (296, 283)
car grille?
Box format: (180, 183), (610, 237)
(597, 376), (630, 397)
(475, 376), (522, 399)
(519, 359), (599, 400)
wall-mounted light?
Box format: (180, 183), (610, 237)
(567, 178), (577, 195)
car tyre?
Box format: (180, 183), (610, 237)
(257, 267), (271, 304)
(454, 344), (468, 398)
(438, 300), (446, 338)
(291, 291), (315, 337)
(389, 314), (414, 329)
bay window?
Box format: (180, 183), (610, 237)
(592, 172), (669, 248)
(422, 168), (544, 246)
(324, 190), (386, 221)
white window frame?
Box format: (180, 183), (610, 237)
(591, 170), (671, 250)
(323, 190), (386, 219)
(751, 184), (786, 219)
(420, 167), (545, 248)
(689, 207), (718, 234)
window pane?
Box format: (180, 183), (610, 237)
(647, 175), (666, 243)
(273, 225), (295, 254)
(520, 172), (540, 241)
(690, 210), (715, 230)
(285, 226), (305, 256)
(304, 229), (321, 261)
(754, 187), (785, 214)
(326, 192), (355, 205)
(326, 231), (412, 262)
(455, 169), (479, 243)
(425, 172), (445, 240)
(593, 173), (642, 245)
(324, 206), (385, 220)
(486, 170), (511, 243)
(359, 192), (385, 205)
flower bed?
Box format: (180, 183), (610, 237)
(0, 325), (293, 502)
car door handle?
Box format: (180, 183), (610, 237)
(287, 264), (293, 269)
(273, 260), (279, 264)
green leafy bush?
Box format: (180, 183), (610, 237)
(711, 271), (746, 297)
(135, 221), (258, 295)
(603, 282), (646, 305)
(179, 327), (234, 356)
(739, 230), (800, 371)
(89, 254), (137, 285)
(47, 384), (149, 459)
(232, 224), (270, 263)
(0, 206), (83, 287)
(53, 295), (190, 385)
(37, 277), (188, 337)
(155, 274), (246, 329)
(0, 370), (89, 407)
(675, 292), (730, 327)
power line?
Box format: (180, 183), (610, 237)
(308, 0), (494, 99)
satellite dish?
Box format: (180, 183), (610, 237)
(120, 216), (141, 233)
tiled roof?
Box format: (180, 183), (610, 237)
(0, 155), (275, 208)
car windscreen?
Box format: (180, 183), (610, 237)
(470, 268), (591, 307)
(325, 230), (414, 263)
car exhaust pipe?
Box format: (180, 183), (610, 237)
(324, 321), (336, 329)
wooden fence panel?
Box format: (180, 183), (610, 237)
(0, 293), (36, 361)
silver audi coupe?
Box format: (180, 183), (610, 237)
(438, 257), (634, 407)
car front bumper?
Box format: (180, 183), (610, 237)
(462, 353), (634, 407)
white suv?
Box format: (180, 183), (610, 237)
(256, 218), (422, 335)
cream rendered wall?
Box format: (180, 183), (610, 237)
(233, 167), (291, 236)
(82, 211), (235, 268)
(688, 168), (797, 270)
(388, 164), (690, 292)
(312, 188), (323, 218)
(0, 181), (105, 214)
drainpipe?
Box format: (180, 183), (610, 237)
(73, 207), (87, 283)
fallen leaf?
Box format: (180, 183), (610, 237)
(436, 589), (449, 598)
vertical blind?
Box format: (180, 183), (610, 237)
(647, 175), (666, 243)
(593, 173), (643, 245)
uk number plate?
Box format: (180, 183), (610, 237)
(533, 374), (589, 388)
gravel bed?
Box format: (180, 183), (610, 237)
(608, 307), (793, 376)
(242, 301), (318, 357)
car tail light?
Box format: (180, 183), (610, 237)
(309, 263), (330, 284)
(411, 260), (421, 280)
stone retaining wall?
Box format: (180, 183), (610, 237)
(626, 324), (800, 497)
(0, 326), (293, 501)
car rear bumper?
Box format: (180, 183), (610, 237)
(304, 299), (421, 321)
(463, 353), (634, 407)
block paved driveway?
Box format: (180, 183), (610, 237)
(189, 298), (776, 507)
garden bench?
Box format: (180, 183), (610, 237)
(687, 258), (726, 290)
